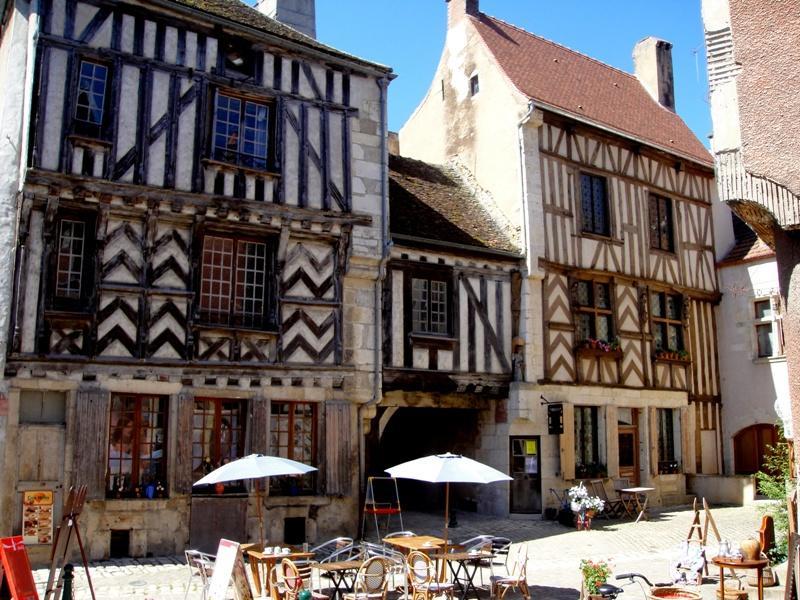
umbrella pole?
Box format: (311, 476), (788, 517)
(440, 482), (450, 581)
(256, 479), (265, 549)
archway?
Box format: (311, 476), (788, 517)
(733, 423), (778, 475)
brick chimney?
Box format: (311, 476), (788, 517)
(447, 0), (479, 28)
(633, 37), (675, 111)
(257, 0), (316, 39)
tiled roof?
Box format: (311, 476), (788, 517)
(719, 229), (775, 265)
(389, 155), (520, 255)
(472, 14), (712, 166)
(168, 0), (391, 72)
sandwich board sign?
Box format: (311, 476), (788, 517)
(207, 539), (252, 600)
(0, 536), (39, 600)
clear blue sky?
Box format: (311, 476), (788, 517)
(316, 1), (711, 146)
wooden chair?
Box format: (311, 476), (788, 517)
(590, 479), (622, 519)
(489, 545), (529, 600)
(281, 558), (329, 600)
(407, 551), (454, 600)
(343, 556), (390, 600)
(184, 549), (215, 600)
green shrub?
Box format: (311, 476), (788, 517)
(755, 429), (791, 563)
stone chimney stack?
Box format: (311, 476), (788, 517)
(447, 0), (479, 28)
(633, 37), (675, 111)
(257, 0), (316, 39)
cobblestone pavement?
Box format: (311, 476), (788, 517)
(33, 502), (784, 600)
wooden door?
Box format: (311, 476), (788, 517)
(509, 437), (542, 514)
(734, 424), (778, 474)
(618, 425), (639, 485)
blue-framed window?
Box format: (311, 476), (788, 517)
(74, 60), (109, 137)
(212, 92), (271, 170)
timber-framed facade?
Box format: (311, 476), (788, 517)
(0, 0), (391, 561)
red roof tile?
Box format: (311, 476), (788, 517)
(718, 230), (775, 266)
(473, 14), (712, 166)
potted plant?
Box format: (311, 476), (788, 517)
(568, 483), (605, 530)
(580, 559), (612, 599)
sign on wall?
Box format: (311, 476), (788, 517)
(22, 491), (54, 545)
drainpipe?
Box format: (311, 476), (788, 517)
(517, 100), (535, 274)
(358, 74), (392, 514)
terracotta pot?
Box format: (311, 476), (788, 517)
(739, 537), (762, 560)
(214, 482), (225, 495)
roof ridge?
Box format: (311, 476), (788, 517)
(478, 12), (640, 82)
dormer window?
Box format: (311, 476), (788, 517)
(212, 91), (275, 171)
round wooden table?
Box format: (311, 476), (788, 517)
(710, 556), (769, 600)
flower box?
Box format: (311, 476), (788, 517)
(654, 350), (691, 363)
(576, 346), (623, 360)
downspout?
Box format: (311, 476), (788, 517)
(358, 73), (392, 519)
(517, 100), (535, 274)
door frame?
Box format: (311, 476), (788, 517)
(617, 409), (640, 485)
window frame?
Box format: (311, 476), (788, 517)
(195, 231), (278, 332)
(573, 279), (614, 343)
(574, 405), (601, 468)
(657, 408), (681, 474)
(648, 193), (675, 252)
(469, 74), (480, 97)
(406, 267), (453, 337)
(48, 211), (97, 313)
(72, 58), (113, 140)
(191, 398), (247, 492)
(269, 401), (317, 495)
(650, 291), (684, 352)
(579, 172), (611, 237)
(106, 394), (169, 499)
(754, 296), (784, 359)
(210, 89), (277, 172)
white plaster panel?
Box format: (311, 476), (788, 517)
(93, 150), (105, 178)
(50, 0), (66, 38)
(459, 281), (468, 371)
(205, 37), (218, 73)
(223, 171), (234, 196)
(20, 212), (43, 353)
(164, 27), (178, 64)
(306, 107), (322, 209)
(175, 79), (195, 191)
(283, 106), (300, 206)
(120, 15), (135, 54)
(143, 21), (156, 59)
(115, 64), (140, 182)
(73, 3), (96, 40)
(280, 56), (291, 91)
(147, 137), (165, 187)
(438, 350), (453, 371)
(184, 32), (197, 69)
(412, 347), (429, 370)
(88, 12), (112, 49)
(70, 146), (83, 175)
(391, 270), (404, 367)
(328, 112), (344, 203)
(150, 70), (169, 127)
(41, 49), (67, 171)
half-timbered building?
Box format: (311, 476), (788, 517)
(0, 0), (392, 561)
(399, 0), (721, 515)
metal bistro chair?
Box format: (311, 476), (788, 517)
(343, 556), (390, 600)
(489, 545), (529, 600)
(407, 550), (454, 600)
(384, 531), (417, 540)
(489, 537), (513, 576)
(455, 535), (494, 587)
(184, 549), (215, 600)
(361, 542), (407, 592)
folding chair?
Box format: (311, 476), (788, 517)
(590, 480), (622, 519)
(489, 545), (529, 600)
(184, 550), (215, 600)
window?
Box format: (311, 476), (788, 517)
(50, 213), (96, 311)
(657, 408), (681, 474)
(212, 92), (272, 170)
(74, 60), (110, 138)
(651, 292), (683, 352)
(754, 297), (783, 358)
(580, 173), (610, 236)
(107, 395), (168, 499)
(192, 398), (246, 490)
(469, 74), (480, 96)
(574, 280), (613, 342)
(574, 406), (603, 474)
(198, 234), (276, 330)
(269, 402), (316, 494)
(19, 391), (66, 424)
(648, 194), (674, 252)
(411, 277), (449, 335)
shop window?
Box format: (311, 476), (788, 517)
(574, 280), (614, 342)
(580, 173), (610, 236)
(657, 408), (681, 474)
(197, 234), (276, 330)
(106, 395), (168, 499)
(411, 276), (450, 335)
(754, 297), (784, 358)
(192, 398), (246, 493)
(269, 401), (316, 494)
(651, 292), (684, 351)
(648, 194), (674, 252)
(574, 406), (605, 477)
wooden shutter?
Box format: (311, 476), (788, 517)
(325, 402), (352, 496)
(249, 396), (269, 455)
(173, 391), (194, 495)
(73, 387), (110, 499)
(560, 403), (575, 480)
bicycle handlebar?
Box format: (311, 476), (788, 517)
(615, 573), (653, 586)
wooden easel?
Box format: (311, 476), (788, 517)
(685, 498), (722, 576)
(44, 486), (96, 600)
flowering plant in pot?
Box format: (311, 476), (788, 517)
(580, 559), (612, 596)
(568, 483), (605, 514)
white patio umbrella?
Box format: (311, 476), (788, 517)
(385, 452), (512, 565)
(194, 454), (317, 548)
